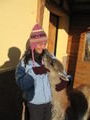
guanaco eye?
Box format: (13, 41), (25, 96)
(50, 59), (55, 66)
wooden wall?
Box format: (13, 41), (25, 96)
(67, 14), (90, 87)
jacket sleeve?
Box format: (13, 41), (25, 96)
(15, 62), (34, 91)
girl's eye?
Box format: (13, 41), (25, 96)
(39, 42), (46, 46)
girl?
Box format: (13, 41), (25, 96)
(15, 24), (52, 120)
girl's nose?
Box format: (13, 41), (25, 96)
(41, 42), (47, 49)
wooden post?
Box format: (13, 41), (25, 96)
(36, 0), (46, 26)
(46, 0), (69, 54)
(48, 13), (59, 54)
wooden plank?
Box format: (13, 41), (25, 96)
(36, 0), (45, 26)
(47, 13), (59, 54)
(45, 0), (69, 16)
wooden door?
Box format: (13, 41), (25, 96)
(67, 14), (90, 87)
(74, 31), (90, 87)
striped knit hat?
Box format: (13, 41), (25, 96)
(29, 24), (47, 65)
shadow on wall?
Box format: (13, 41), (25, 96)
(0, 47), (21, 70)
(0, 47), (23, 120)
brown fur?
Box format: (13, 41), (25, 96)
(43, 51), (90, 120)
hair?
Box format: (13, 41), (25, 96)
(23, 48), (45, 67)
(23, 48), (32, 66)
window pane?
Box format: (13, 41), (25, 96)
(84, 32), (90, 61)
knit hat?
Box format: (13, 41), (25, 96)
(29, 24), (47, 65)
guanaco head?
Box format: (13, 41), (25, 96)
(43, 50), (69, 81)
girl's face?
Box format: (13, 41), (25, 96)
(35, 42), (47, 54)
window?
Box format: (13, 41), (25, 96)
(84, 31), (90, 61)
